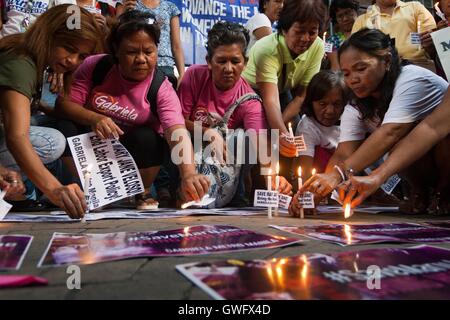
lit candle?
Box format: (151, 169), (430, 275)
(297, 166), (304, 219)
(267, 168), (272, 219)
(435, 2), (447, 21)
(275, 162), (280, 217)
(82, 164), (93, 222)
(344, 203), (353, 219)
(288, 122), (294, 138)
(323, 31), (327, 42)
(417, 20), (421, 33)
(311, 168), (316, 176)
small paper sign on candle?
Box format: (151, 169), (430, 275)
(298, 192), (315, 209)
(324, 42), (333, 53)
(278, 194), (292, 210)
(254, 190), (279, 208)
(286, 135), (307, 152)
(410, 32), (421, 45)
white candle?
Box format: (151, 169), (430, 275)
(435, 3), (447, 21)
(288, 122), (294, 138)
(82, 164), (93, 222)
(417, 20), (421, 33)
(323, 31), (327, 42)
(275, 162), (280, 217)
(267, 168), (272, 219)
(297, 166), (304, 219)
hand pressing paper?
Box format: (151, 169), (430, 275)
(0, 275), (48, 288)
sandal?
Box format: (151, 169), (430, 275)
(135, 193), (159, 210)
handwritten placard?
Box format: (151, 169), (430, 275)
(299, 192), (315, 209)
(67, 132), (144, 210)
(254, 190), (279, 208)
(410, 32), (421, 45)
(278, 194), (292, 210)
(286, 135), (307, 152)
(324, 42), (333, 53)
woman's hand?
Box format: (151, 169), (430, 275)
(46, 72), (64, 94)
(94, 13), (107, 30)
(91, 115), (124, 139)
(437, 20), (449, 30)
(288, 191), (318, 217)
(46, 184), (87, 219)
(338, 174), (383, 208)
(180, 173), (210, 202)
(419, 30), (436, 57)
(271, 175), (293, 196)
(0, 167), (26, 200)
(301, 171), (341, 198)
(279, 134), (297, 158)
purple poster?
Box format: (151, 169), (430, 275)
(425, 221), (450, 229)
(39, 225), (301, 267)
(271, 223), (450, 246)
(0, 235), (33, 270)
(177, 245), (450, 300)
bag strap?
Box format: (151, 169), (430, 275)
(92, 54), (116, 88)
(221, 93), (262, 125)
(146, 67), (165, 122)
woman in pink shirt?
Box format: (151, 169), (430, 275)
(178, 21), (293, 205)
(55, 10), (209, 209)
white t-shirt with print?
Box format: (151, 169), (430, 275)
(245, 13), (271, 56)
(295, 115), (340, 157)
(339, 64), (449, 143)
(0, 0), (76, 38)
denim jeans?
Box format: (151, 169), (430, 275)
(0, 125), (66, 199)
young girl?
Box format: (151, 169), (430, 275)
(294, 70), (348, 184)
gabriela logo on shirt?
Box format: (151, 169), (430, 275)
(92, 92), (139, 122)
(191, 106), (210, 126)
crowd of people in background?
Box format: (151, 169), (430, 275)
(0, 0), (448, 218)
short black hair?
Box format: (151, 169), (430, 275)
(277, 0), (328, 34)
(329, 0), (359, 24)
(302, 70), (349, 120)
(258, 0), (267, 13)
(206, 21), (249, 59)
(107, 10), (160, 56)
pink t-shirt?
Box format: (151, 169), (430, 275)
(178, 64), (267, 132)
(69, 54), (185, 134)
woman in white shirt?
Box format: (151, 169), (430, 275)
(299, 29), (449, 215)
(244, 0), (284, 55)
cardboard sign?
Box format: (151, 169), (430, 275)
(324, 42), (333, 53)
(278, 194), (292, 210)
(298, 192), (315, 209)
(253, 190), (279, 208)
(431, 27), (450, 81)
(286, 135), (307, 152)
(410, 32), (421, 45)
(67, 132), (144, 210)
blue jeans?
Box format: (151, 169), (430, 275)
(0, 125), (66, 199)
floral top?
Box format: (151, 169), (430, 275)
(135, 0), (181, 68)
(328, 32), (346, 52)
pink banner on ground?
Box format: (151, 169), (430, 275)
(0, 235), (33, 270)
(39, 225), (301, 267)
(271, 223), (450, 246)
(0, 275), (48, 288)
(177, 245), (450, 300)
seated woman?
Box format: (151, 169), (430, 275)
(244, 0), (284, 56)
(55, 10), (210, 210)
(339, 86), (450, 214)
(296, 29), (449, 215)
(242, 0), (327, 167)
(0, 5), (104, 218)
(294, 70), (348, 185)
(178, 21), (292, 206)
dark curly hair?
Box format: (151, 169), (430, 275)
(302, 70), (349, 122)
(338, 28), (402, 121)
(107, 10), (160, 56)
(329, 0), (359, 24)
(206, 21), (250, 59)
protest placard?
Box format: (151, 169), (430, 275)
(431, 27), (450, 81)
(253, 190), (279, 208)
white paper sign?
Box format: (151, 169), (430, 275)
(431, 27), (450, 81)
(278, 194), (292, 210)
(410, 32), (421, 45)
(181, 194), (216, 209)
(254, 189), (279, 208)
(324, 42), (333, 53)
(331, 190), (342, 205)
(298, 192), (315, 209)
(286, 135), (307, 152)
(67, 132), (144, 210)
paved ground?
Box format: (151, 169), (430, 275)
(0, 208), (449, 300)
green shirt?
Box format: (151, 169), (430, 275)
(242, 33), (324, 92)
(0, 51), (37, 101)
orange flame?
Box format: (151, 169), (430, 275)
(344, 203), (352, 219)
(298, 166), (302, 177)
(312, 168), (316, 176)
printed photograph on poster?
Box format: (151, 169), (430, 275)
(271, 223), (450, 246)
(38, 225), (301, 267)
(176, 245), (450, 300)
(67, 132), (144, 210)
(0, 235), (33, 270)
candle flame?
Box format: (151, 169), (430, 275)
(276, 162), (280, 175)
(344, 203), (352, 219)
(323, 31), (327, 39)
(268, 168), (272, 176)
(298, 166), (302, 177)
(288, 122), (292, 130)
(312, 168), (316, 175)
(183, 226), (190, 234)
